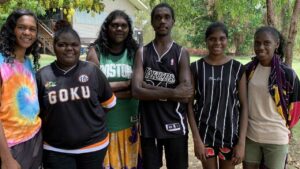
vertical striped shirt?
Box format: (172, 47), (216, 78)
(191, 58), (244, 147)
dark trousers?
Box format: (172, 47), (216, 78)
(43, 147), (107, 169)
(141, 135), (188, 169)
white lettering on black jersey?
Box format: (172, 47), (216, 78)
(48, 86), (90, 104)
(144, 67), (176, 88)
(78, 74), (89, 83)
(165, 123), (181, 132)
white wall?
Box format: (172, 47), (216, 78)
(72, 0), (137, 44)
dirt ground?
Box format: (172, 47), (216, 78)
(162, 132), (300, 169)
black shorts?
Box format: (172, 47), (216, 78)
(0, 130), (43, 169)
(140, 135), (188, 169)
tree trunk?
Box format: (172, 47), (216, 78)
(285, 0), (300, 66)
(266, 0), (276, 26)
(0, 0), (7, 4)
(233, 32), (245, 56)
(281, 0), (291, 39)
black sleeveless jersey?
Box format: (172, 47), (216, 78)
(36, 61), (116, 149)
(139, 41), (188, 138)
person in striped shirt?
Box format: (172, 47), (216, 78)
(37, 21), (116, 169)
(188, 22), (248, 169)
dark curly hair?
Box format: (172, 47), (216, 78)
(90, 10), (138, 59)
(0, 9), (40, 70)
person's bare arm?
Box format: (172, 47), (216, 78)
(232, 73), (248, 165)
(109, 81), (132, 99)
(0, 78), (21, 169)
(187, 76), (207, 162)
(87, 46), (131, 93)
(114, 90), (131, 99)
(109, 81), (131, 92)
(86, 46), (100, 66)
(132, 48), (193, 102)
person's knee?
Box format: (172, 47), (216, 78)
(201, 157), (218, 169)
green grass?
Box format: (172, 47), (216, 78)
(39, 54), (86, 67)
(39, 54), (56, 67)
(39, 54), (300, 140)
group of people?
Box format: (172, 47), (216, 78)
(0, 2), (299, 169)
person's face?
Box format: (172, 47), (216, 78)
(14, 15), (37, 51)
(108, 16), (129, 44)
(254, 32), (279, 65)
(151, 7), (174, 36)
(54, 32), (80, 69)
(206, 30), (227, 56)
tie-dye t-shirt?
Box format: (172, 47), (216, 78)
(0, 53), (41, 147)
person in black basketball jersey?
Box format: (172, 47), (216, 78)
(37, 21), (116, 169)
(132, 3), (193, 169)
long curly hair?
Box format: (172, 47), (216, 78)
(0, 9), (40, 70)
(91, 10), (138, 59)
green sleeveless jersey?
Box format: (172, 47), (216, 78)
(96, 45), (138, 132)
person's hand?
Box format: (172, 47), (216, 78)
(231, 142), (245, 165)
(288, 129), (293, 143)
(174, 83), (193, 99)
(194, 138), (207, 162)
(1, 157), (21, 169)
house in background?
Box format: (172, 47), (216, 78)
(73, 0), (147, 45)
(38, 0), (147, 54)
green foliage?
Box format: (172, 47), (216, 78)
(0, 0), (46, 26)
(147, 0), (265, 53)
(147, 0), (299, 56)
(0, 0), (105, 24)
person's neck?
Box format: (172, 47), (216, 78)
(153, 35), (173, 46)
(55, 61), (77, 72)
(259, 60), (271, 67)
(109, 43), (125, 54)
(205, 54), (230, 65)
(13, 48), (26, 62)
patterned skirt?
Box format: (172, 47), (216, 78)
(103, 125), (142, 169)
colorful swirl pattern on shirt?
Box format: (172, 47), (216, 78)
(0, 53), (41, 147)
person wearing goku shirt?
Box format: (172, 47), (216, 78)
(36, 20), (116, 169)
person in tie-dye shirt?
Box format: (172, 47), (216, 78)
(0, 10), (42, 169)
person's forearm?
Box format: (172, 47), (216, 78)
(0, 122), (13, 162)
(110, 81), (130, 92)
(187, 102), (203, 142)
(132, 85), (175, 101)
(115, 90), (131, 99)
(139, 81), (192, 102)
(238, 107), (248, 144)
(237, 74), (248, 144)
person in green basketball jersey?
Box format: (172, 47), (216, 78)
(86, 10), (141, 169)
